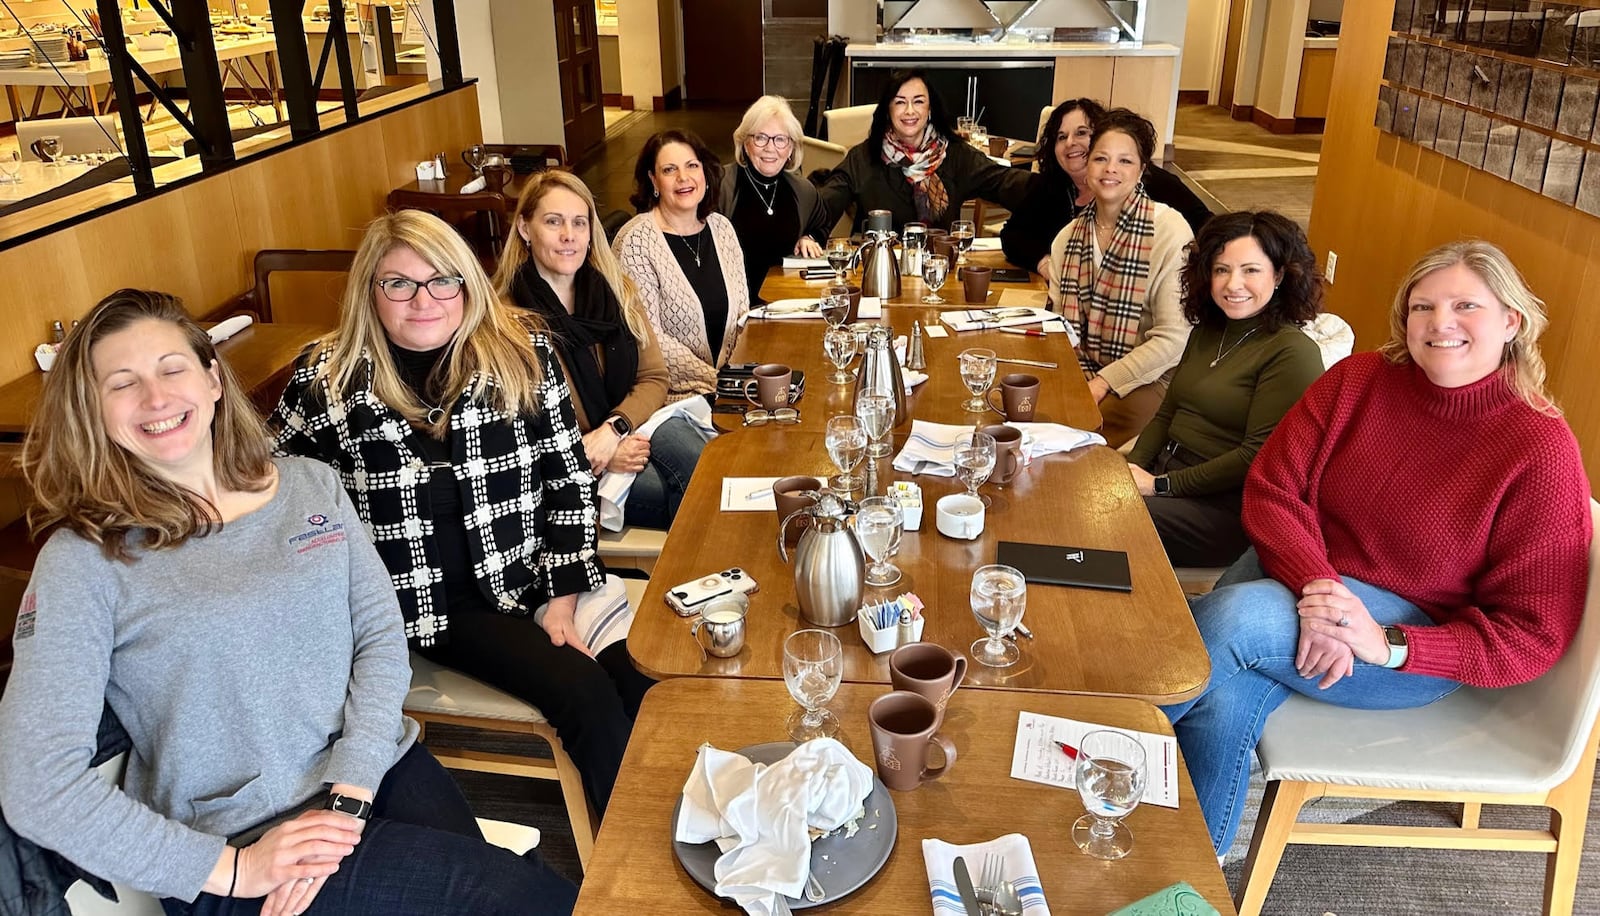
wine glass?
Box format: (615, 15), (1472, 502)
(954, 431), (996, 503)
(0, 151), (19, 184)
(855, 386), (895, 459)
(921, 253), (950, 304)
(1072, 730), (1148, 860)
(824, 414), (867, 493)
(826, 238), (853, 281)
(783, 629), (843, 740)
(822, 327), (858, 384)
(969, 563), (1025, 668)
(820, 284), (851, 329)
(970, 123), (989, 151)
(958, 347), (997, 412)
(856, 495), (903, 587)
(463, 143), (487, 175)
(950, 219), (975, 267)
(37, 136), (62, 167)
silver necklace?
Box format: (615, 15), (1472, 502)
(745, 166), (779, 216)
(671, 227), (704, 268)
(1211, 325), (1261, 368)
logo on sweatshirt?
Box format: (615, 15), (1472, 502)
(14, 592), (35, 641)
(289, 513), (347, 554)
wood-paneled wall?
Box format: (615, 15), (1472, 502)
(0, 83), (482, 387)
(1307, 3), (1600, 479)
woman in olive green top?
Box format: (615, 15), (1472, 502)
(1127, 211), (1325, 567)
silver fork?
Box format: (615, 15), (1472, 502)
(977, 853), (1009, 915)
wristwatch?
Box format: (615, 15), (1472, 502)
(1152, 475), (1172, 496)
(1383, 626), (1409, 669)
(606, 414), (632, 437)
(324, 793), (372, 821)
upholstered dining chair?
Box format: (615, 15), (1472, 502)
(821, 103), (874, 150)
(1233, 499), (1600, 916)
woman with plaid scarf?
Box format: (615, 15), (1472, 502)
(1046, 109), (1195, 448)
(816, 69), (1036, 233)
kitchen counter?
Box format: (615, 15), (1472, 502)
(846, 40), (1179, 59)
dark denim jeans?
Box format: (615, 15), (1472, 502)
(163, 743), (577, 916)
(624, 416), (707, 530)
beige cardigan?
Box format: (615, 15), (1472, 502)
(612, 212), (750, 401)
(1045, 202), (1193, 396)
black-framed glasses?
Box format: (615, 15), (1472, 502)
(375, 276), (467, 302)
(748, 132), (793, 150)
(743, 407), (801, 427)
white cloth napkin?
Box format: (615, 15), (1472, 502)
(745, 298), (823, 322)
(208, 314), (253, 344)
(891, 420), (976, 477)
(969, 237), (1003, 252)
(597, 397), (716, 531)
(530, 574), (633, 654)
(676, 739), (875, 916)
(922, 833), (1050, 915)
(939, 306), (1057, 333)
(1008, 422), (1105, 459)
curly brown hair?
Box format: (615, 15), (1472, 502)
(1179, 210), (1322, 332)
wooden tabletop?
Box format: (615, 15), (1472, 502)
(574, 678), (1234, 914)
(0, 321), (323, 439)
(629, 253), (1207, 702)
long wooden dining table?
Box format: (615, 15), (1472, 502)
(626, 252), (1211, 703)
(574, 678), (1235, 914)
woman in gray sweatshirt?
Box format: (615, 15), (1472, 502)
(0, 290), (577, 914)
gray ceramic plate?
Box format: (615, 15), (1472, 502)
(671, 741), (898, 909)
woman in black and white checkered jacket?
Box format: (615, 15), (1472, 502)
(271, 210), (654, 819)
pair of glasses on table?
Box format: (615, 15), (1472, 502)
(742, 408), (800, 427)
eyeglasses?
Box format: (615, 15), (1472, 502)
(742, 407), (801, 427)
(748, 133), (793, 150)
(375, 276), (467, 302)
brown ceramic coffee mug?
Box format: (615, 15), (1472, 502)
(987, 135), (1010, 157)
(888, 643), (967, 727)
(868, 691), (958, 791)
(844, 284), (863, 322)
(961, 266), (992, 304)
(986, 372), (1041, 422)
(773, 475), (823, 548)
(743, 363), (793, 410)
(979, 424), (1025, 487)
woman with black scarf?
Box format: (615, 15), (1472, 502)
(494, 170), (704, 530)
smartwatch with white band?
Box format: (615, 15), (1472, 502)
(1383, 626), (1409, 669)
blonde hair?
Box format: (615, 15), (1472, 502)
(23, 289), (274, 561)
(1378, 239), (1557, 415)
(733, 95), (805, 172)
(491, 170), (652, 343)
(313, 210), (545, 439)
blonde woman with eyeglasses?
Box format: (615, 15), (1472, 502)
(719, 95), (834, 302)
(271, 210), (654, 822)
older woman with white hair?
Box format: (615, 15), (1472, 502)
(719, 94), (833, 302)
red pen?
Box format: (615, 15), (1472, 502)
(1055, 740), (1078, 760)
(999, 326), (1046, 337)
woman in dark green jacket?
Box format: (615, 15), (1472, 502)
(816, 68), (1036, 233)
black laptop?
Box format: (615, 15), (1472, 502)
(996, 541), (1133, 593)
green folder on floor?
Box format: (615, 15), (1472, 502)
(1105, 882), (1221, 915)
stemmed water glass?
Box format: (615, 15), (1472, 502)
(856, 495), (903, 587)
(824, 414), (867, 494)
(0, 151), (20, 184)
(1072, 730), (1148, 860)
(855, 386), (895, 459)
(822, 327), (858, 384)
(950, 219), (976, 267)
(954, 431), (996, 504)
(921, 253), (950, 304)
(826, 238), (853, 281)
(783, 629), (843, 740)
(970, 563), (1025, 668)
(820, 284), (851, 329)
(958, 347), (997, 412)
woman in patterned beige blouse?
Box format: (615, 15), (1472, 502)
(612, 129), (750, 401)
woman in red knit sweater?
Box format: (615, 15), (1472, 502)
(1163, 240), (1592, 854)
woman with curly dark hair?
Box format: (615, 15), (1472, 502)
(1125, 210), (1326, 567)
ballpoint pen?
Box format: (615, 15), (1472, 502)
(1056, 740), (1079, 760)
(999, 327), (1047, 338)
(997, 357), (1058, 369)
(1014, 621), (1034, 639)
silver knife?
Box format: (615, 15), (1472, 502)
(953, 855), (982, 916)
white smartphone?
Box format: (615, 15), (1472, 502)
(666, 567), (759, 617)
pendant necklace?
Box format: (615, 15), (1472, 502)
(672, 226), (704, 268)
(746, 166), (779, 216)
(1211, 325), (1261, 368)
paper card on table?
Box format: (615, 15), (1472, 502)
(969, 237), (1003, 251)
(996, 288), (1048, 309)
(857, 296), (883, 319)
(721, 477), (783, 512)
(923, 323), (949, 338)
(1009, 711), (1179, 808)
(782, 256), (829, 269)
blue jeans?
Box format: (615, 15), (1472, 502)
(624, 416), (706, 530)
(1162, 553), (1461, 853)
(165, 743), (578, 915)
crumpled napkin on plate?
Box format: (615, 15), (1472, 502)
(922, 833), (1051, 915)
(677, 738), (874, 916)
